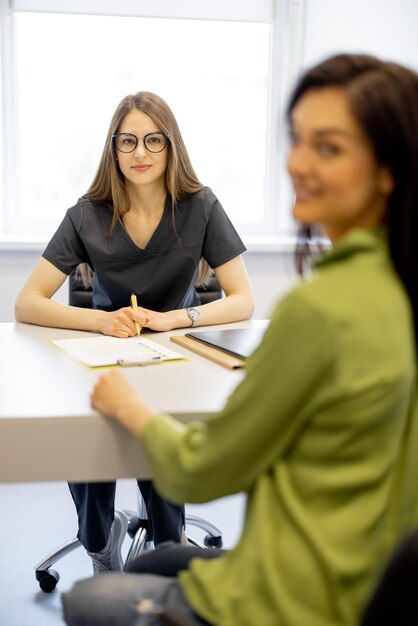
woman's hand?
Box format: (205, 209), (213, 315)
(91, 370), (157, 439)
(140, 307), (184, 332)
(98, 307), (149, 338)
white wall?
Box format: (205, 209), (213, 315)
(302, 0), (418, 71)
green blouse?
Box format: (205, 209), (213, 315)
(143, 228), (418, 626)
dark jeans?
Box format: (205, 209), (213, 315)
(63, 544), (225, 626)
(69, 480), (185, 552)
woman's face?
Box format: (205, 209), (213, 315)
(287, 87), (393, 242)
(115, 109), (168, 193)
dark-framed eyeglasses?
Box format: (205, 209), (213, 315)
(112, 131), (170, 154)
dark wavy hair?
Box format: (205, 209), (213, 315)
(289, 54), (418, 353)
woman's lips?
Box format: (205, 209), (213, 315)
(132, 165), (152, 171)
(293, 185), (320, 201)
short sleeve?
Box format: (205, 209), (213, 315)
(42, 202), (90, 275)
(201, 190), (246, 268)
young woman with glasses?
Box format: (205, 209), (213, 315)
(63, 55), (417, 626)
(15, 92), (254, 574)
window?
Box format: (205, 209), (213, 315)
(0, 0), (303, 244)
(1, 0), (417, 248)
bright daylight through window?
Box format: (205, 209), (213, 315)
(5, 12), (280, 239)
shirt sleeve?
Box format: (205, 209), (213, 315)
(201, 189), (246, 269)
(142, 289), (336, 504)
(42, 202), (90, 274)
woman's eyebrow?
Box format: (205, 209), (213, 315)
(288, 124), (361, 145)
(312, 127), (358, 141)
(289, 122), (355, 138)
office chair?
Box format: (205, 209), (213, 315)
(35, 267), (223, 593)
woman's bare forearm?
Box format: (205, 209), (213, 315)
(166, 292), (254, 330)
(15, 292), (107, 332)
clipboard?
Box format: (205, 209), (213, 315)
(51, 335), (184, 368)
(170, 334), (245, 369)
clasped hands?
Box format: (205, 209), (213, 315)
(99, 305), (178, 338)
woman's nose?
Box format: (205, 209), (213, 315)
(134, 139), (147, 159)
(287, 143), (312, 178)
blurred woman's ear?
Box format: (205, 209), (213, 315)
(378, 167), (394, 197)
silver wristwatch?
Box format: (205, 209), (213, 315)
(186, 307), (201, 328)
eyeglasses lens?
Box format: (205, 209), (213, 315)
(144, 133), (166, 153)
(115, 134), (136, 153)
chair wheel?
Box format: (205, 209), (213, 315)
(204, 535), (223, 549)
(36, 568), (60, 593)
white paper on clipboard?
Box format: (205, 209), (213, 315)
(51, 335), (184, 368)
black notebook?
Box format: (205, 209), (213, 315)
(186, 324), (268, 360)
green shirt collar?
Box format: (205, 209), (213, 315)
(314, 227), (388, 270)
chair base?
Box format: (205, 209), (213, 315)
(34, 510), (223, 592)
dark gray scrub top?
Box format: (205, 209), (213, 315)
(42, 187), (246, 312)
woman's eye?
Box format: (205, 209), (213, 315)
(317, 142), (340, 156)
(120, 136), (135, 146)
(148, 135), (161, 144)
(288, 130), (299, 146)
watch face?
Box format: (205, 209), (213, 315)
(189, 309), (199, 320)
(187, 308), (200, 325)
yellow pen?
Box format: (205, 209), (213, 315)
(130, 293), (141, 336)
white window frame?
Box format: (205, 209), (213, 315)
(0, 0), (306, 251)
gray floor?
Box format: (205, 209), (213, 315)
(0, 480), (245, 625)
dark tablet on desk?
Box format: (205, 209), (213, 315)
(185, 325), (268, 360)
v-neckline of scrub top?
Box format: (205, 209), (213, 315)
(118, 195), (171, 254)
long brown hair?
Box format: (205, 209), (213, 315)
(86, 91), (203, 225)
(81, 91), (212, 285)
(289, 54), (418, 352)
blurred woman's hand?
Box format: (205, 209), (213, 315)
(91, 370), (156, 438)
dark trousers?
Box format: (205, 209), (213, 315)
(69, 480), (185, 553)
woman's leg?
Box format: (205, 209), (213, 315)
(68, 481), (128, 574)
(62, 573), (210, 626)
(68, 481), (116, 552)
(137, 480), (185, 545)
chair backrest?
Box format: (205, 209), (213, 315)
(68, 270), (94, 308)
(68, 268), (222, 308)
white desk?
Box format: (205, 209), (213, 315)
(0, 322), (262, 483)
